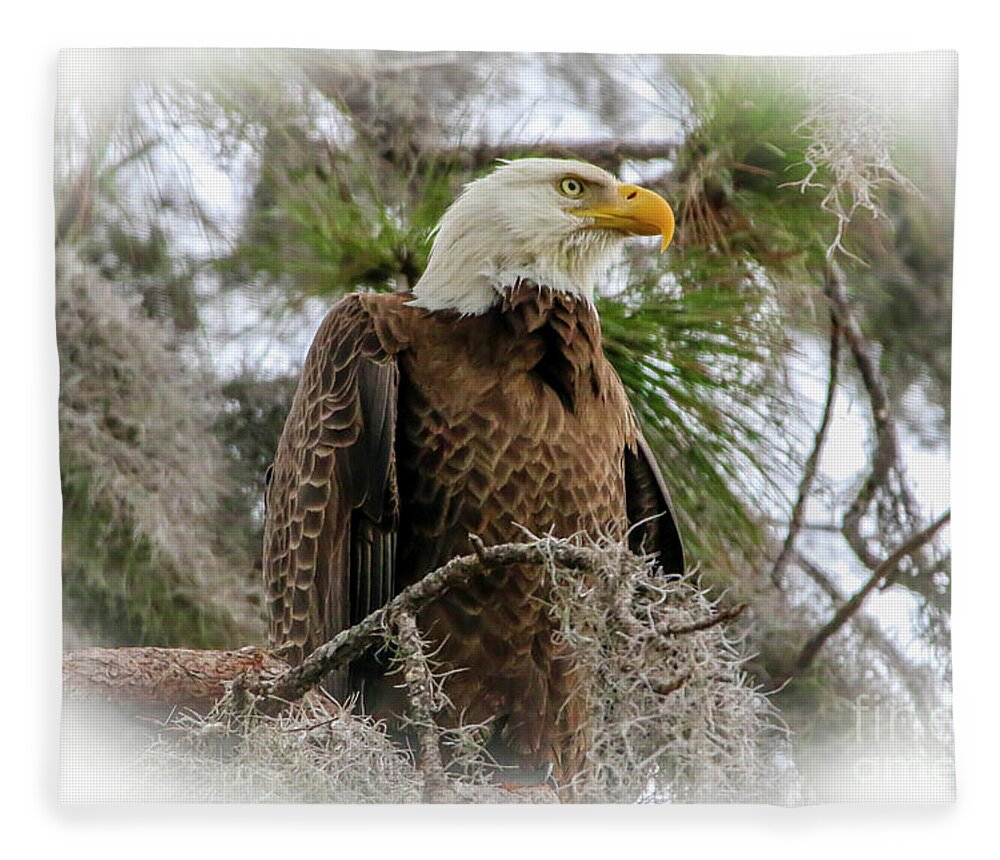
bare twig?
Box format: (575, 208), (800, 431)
(791, 549), (946, 721)
(770, 312), (841, 587)
(793, 511), (951, 674)
(656, 603), (747, 637)
(825, 261), (921, 541)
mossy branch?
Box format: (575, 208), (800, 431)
(63, 538), (605, 720)
(62, 534), (782, 802)
(259, 537), (600, 705)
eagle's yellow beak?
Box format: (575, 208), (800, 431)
(576, 184), (675, 252)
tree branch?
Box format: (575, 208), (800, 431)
(770, 312), (841, 587)
(793, 510), (951, 674)
(63, 646), (294, 716)
(62, 539), (607, 720)
(387, 605), (453, 802)
(790, 549), (945, 720)
(820, 261), (951, 614)
(255, 539), (600, 705)
(656, 603), (747, 637)
(824, 262), (922, 551)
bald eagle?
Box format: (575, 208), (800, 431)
(263, 158), (684, 787)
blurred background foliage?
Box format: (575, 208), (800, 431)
(55, 50), (955, 798)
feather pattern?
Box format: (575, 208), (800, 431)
(263, 283), (683, 782)
(263, 294), (400, 683)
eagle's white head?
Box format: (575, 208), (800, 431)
(409, 158), (675, 315)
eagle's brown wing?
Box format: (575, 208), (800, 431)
(263, 295), (399, 672)
(624, 429), (685, 576)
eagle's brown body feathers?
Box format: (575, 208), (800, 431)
(264, 281), (683, 783)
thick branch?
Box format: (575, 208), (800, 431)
(794, 511), (951, 674)
(63, 646), (292, 716)
(62, 540), (605, 718)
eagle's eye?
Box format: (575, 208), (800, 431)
(558, 176), (586, 199)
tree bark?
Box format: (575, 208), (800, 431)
(62, 646), (293, 718)
(62, 538), (604, 720)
